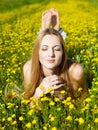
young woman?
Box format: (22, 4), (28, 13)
(23, 8), (66, 89)
(23, 9), (87, 101)
(23, 28), (87, 101)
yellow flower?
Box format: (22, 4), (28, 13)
(60, 90), (66, 94)
(88, 124), (91, 128)
(69, 103), (75, 109)
(54, 97), (60, 102)
(0, 90), (2, 95)
(43, 126), (47, 130)
(2, 110), (6, 114)
(7, 103), (14, 109)
(51, 127), (57, 130)
(21, 99), (29, 104)
(2, 118), (5, 122)
(26, 122), (31, 128)
(50, 116), (55, 121)
(32, 119), (37, 124)
(57, 107), (61, 111)
(0, 126), (5, 130)
(94, 118), (98, 123)
(78, 87), (83, 92)
(39, 85), (44, 90)
(7, 117), (12, 122)
(78, 118), (84, 125)
(12, 120), (17, 125)
(28, 109), (34, 116)
(11, 114), (15, 118)
(46, 88), (53, 93)
(66, 115), (72, 121)
(49, 101), (55, 106)
(66, 97), (71, 102)
(85, 98), (91, 102)
(41, 96), (49, 101)
(19, 116), (24, 121)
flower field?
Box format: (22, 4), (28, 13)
(0, 0), (98, 129)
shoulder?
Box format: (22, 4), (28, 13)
(67, 58), (76, 69)
(67, 58), (84, 80)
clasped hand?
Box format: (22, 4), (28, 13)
(42, 8), (60, 31)
(40, 75), (65, 94)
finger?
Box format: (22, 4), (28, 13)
(52, 84), (65, 90)
(50, 75), (63, 82)
(50, 8), (59, 16)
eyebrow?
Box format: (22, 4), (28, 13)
(41, 45), (61, 47)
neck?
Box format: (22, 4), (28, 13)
(42, 67), (59, 76)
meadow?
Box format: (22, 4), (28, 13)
(0, 0), (98, 129)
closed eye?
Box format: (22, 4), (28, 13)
(41, 48), (47, 51)
(54, 48), (61, 51)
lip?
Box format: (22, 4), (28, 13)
(47, 59), (55, 63)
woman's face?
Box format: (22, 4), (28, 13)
(39, 34), (63, 70)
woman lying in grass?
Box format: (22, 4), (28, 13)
(23, 9), (88, 103)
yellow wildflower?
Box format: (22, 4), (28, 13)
(78, 118), (84, 125)
(54, 97), (60, 102)
(49, 101), (55, 106)
(28, 109), (34, 116)
(0, 90), (2, 95)
(66, 115), (72, 121)
(7, 103), (14, 109)
(60, 90), (66, 94)
(51, 127), (57, 130)
(0, 126), (5, 130)
(94, 118), (98, 123)
(66, 97), (71, 102)
(41, 96), (49, 101)
(78, 87), (83, 92)
(12, 120), (17, 125)
(26, 122), (31, 128)
(43, 126), (47, 130)
(69, 103), (75, 109)
(11, 114), (15, 118)
(50, 116), (55, 121)
(85, 98), (91, 102)
(32, 119), (37, 124)
(46, 88), (53, 93)
(57, 107), (61, 111)
(39, 85), (45, 90)
(19, 116), (24, 121)
(2, 118), (5, 122)
(7, 117), (12, 122)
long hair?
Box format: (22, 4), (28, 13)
(25, 28), (68, 98)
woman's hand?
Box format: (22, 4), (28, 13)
(42, 8), (60, 31)
(49, 8), (60, 31)
(42, 10), (52, 30)
(34, 75), (65, 98)
(41, 75), (65, 91)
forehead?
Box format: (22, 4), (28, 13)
(41, 34), (61, 46)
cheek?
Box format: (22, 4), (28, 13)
(57, 52), (63, 61)
(39, 51), (45, 63)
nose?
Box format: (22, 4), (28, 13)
(48, 48), (55, 57)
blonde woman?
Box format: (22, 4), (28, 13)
(23, 28), (87, 100)
(23, 9), (87, 101)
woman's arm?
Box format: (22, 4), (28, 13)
(38, 8), (66, 40)
(23, 60), (32, 88)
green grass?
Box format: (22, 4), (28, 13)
(0, 0), (98, 129)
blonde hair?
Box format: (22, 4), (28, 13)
(25, 28), (69, 98)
